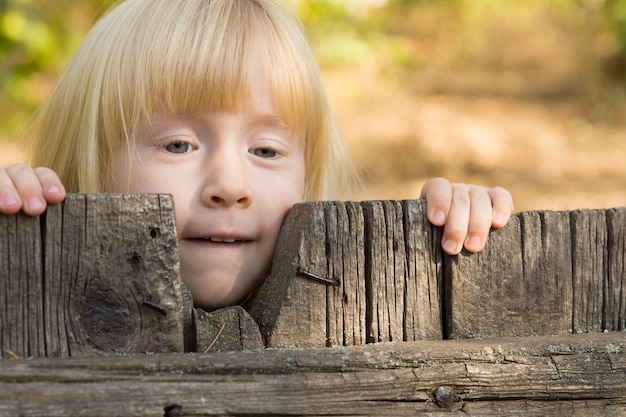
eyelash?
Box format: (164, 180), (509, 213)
(158, 139), (196, 155)
(156, 138), (285, 159)
(250, 146), (279, 159)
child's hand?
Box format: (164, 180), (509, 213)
(0, 163), (66, 216)
(420, 177), (513, 255)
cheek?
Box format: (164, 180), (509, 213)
(289, 156), (306, 203)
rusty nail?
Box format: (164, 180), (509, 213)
(142, 299), (167, 316)
(296, 267), (339, 286)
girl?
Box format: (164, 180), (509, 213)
(0, 0), (513, 311)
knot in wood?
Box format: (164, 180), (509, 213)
(164, 404), (183, 417)
(434, 385), (454, 409)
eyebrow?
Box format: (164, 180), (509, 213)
(249, 114), (298, 138)
(250, 114), (291, 129)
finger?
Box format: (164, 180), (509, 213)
(488, 186), (514, 228)
(5, 163), (48, 216)
(462, 186), (494, 253)
(34, 167), (66, 205)
(0, 166), (23, 215)
(420, 177), (453, 226)
(440, 185), (471, 255)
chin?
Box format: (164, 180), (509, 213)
(181, 268), (268, 312)
(189, 287), (234, 311)
(185, 279), (247, 312)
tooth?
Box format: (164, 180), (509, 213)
(210, 237), (236, 243)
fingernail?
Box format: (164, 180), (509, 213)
(47, 185), (62, 194)
(27, 197), (43, 211)
(442, 239), (459, 254)
(493, 211), (505, 225)
(466, 236), (482, 251)
(433, 210), (446, 224)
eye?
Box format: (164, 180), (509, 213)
(251, 147), (278, 158)
(164, 140), (194, 154)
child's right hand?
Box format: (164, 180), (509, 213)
(0, 163), (66, 216)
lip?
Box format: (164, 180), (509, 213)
(179, 237), (253, 255)
(180, 230), (255, 246)
(185, 236), (249, 243)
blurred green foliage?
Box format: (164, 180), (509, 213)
(0, 0), (114, 139)
(1, 0), (625, 140)
(607, 0), (626, 51)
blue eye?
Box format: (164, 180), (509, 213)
(165, 141), (193, 154)
(251, 148), (278, 158)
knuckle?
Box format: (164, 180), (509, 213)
(467, 222), (487, 237)
(443, 226), (466, 242)
(452, 190), (470, 206)
(6, 163), (31, 175)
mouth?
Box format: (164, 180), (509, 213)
(199, 237), (247, 243)
(184, 236), (251, 244)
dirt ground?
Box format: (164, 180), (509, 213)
(321, 5), (626, 213)
(325, 68), (626, 213)
(2, 4), (626, 214)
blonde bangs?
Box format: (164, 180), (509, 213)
(101, 1), (316, 141)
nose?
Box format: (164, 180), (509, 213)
(200, 149), (253, 209)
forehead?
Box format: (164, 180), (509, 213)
(118, 1), (312, 136)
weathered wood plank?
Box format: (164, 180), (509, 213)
(0, 333), (624, 416)
(248, 200), (443, 348)
(363, 200), (405, 343)
(607, 207), (626, 331)
(447, 208), (626, 339)
(0, 212), (44, 359)
(571, 209), (607, 333)
(194, 306), (264, 353)
(246, 203), (329, 348)
(1, 194), (188, 357)
(326, 201), (367, 346)
(402, 199), (444, 341)
(445, 210), (574, 338)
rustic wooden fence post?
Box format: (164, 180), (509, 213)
(0, 194), (190, 358)
(445, 208), (626, 339)
(247, 200), (444, 348)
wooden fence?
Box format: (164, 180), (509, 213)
(1, 194), (625, 416)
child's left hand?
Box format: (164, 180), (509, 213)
(420, 177), (513, 255)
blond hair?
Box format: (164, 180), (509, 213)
(28, 0), (355, 200)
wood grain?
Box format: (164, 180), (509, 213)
(249, 200), (626, 346)
(1, 194), (187, 357)
(0, 332), (623, 416)
(248, 200), (444, 348)
(447, 208), (626, 339)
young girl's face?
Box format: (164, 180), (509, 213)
(108, 85), (306, 311)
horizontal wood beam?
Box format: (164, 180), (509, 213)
(0, 332), (624, 416)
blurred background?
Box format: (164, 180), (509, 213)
(1, 0), (626, 212)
